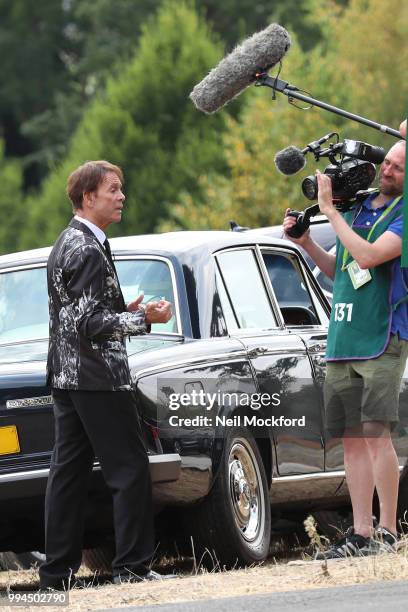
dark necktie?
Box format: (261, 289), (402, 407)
(103, 238), (114, 266)
(104, 238), (126, 309)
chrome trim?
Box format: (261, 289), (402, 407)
(0, 454), (181, 484)
(273, 464), (405, 484)
(255, 244), (286, 328)
(114, 255), (182, 336)
(0, 468), (50, 483)
(273, 470), (345, 483)
(307, 343), (327, 354)
(6, 395), (53, 410)
(0, 337), (49, 349)
(0, 263), (47, 275)
(247, 347), (306, 357)
(271, 470), (346, 503)
(222, 328), (294, 338)
(134, 353), (248, 381)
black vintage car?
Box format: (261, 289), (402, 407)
(0, 230), (407, 569)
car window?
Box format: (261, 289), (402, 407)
(0, 258), (178, 344)
(116, 259), (178, 334)
(0, 267), (49, 342)
(216, 249), (276, 330)
(262, 252), (320, 326)
(313, 245), (336, 299)
(315, 270), (334, 294)
(215, 267), (238, 331)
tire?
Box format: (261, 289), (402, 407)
(185, 427), (271, 568)
(0, 551), (46, 570)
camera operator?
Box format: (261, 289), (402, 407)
(283, 139), (406, 560)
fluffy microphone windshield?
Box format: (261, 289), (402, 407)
(274, 146), (306, 175)
(190, 23), (291, 114)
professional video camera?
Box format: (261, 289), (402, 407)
(283, 132), (385, 238)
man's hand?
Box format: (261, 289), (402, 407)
(145, 300), (172, 324)
(400, 119), (406, 138)
(282, 209), (311, 246)
(316, 170), (337, 220)
(127, 293), (145, 312)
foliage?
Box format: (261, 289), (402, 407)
(166, 0), (407, 231)
(19, 1), (229, 249)
(0, 142), (24, 254)
(0, 0), (327, 188)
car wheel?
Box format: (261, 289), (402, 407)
(186, 427), (271, 568)
(0, 551), (46, 570)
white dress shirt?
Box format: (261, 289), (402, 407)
(74, 215), (106, 246)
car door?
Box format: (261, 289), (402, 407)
(215, 246), (325, 475)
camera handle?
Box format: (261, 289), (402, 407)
(255, 74), (404, 140)
(286, 203), (321, 238)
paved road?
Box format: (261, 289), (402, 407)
(99, 580), (408, 612)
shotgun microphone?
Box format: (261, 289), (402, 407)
(190, 23), (291, 114)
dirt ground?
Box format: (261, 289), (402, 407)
(2, 540), (408, 612)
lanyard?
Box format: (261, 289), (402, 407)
(341, 195), (403, 271)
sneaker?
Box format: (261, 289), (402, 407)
(366, 526), (398, 554)
(314, 527), (370, 561)
(113, 569), (178, 584)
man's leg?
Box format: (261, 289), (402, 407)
(325, 363), (375, 535)
(343, 427), (375, 538)
(39, 389), (94, 589)
(363, 421), (399, 536)
(71, 391), (154, 574)
(355, 335), (408, 537)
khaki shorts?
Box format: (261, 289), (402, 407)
(324, 334), (408, 435)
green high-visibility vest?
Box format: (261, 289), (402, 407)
(326, 195), (403, 361)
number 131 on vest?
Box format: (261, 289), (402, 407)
(334, 302), (353, 322)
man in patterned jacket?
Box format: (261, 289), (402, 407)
(39, 160), (172, 590)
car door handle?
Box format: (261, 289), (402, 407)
(247, 347), (269, 358)
(308, 343), (327, 354)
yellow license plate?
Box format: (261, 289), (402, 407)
(0, 425), (20, 455)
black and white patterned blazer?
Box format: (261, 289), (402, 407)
(47, 218), (148, 391)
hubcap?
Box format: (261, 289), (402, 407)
(228, 439), (265, 543)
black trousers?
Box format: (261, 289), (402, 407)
(39, 389), (154, 587)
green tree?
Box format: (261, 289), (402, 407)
(19, 1), (230, 250)
(0, 0), (72, 184)
(0, 142), (24, 254)
(167, 0), (407, 231)
(0, 0), (333, 192)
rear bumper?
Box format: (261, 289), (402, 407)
(149, 453), (181, 483)
(0, 452), (181, 501)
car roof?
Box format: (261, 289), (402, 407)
(0, 230), (305, 269)
(245, 220), (336, 266)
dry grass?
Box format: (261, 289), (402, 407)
(2, 532), (408, 611)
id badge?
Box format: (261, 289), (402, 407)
(347, 260), (372, 289)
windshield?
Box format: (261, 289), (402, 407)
(0, 267), (49, 343)
(0, 258), (178, 344)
